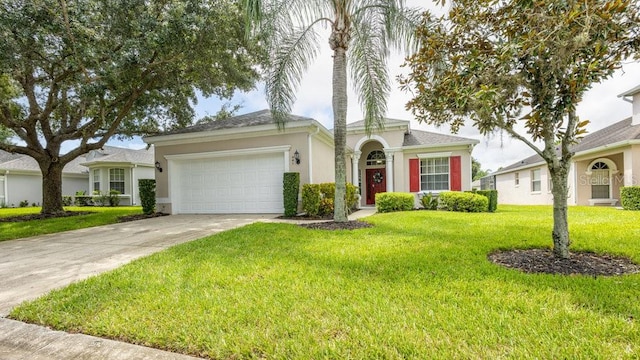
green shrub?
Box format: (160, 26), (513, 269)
(420, 192), (439, 210)
(439, 191), (488, 212)
(19, 200), (28, 208)
(74, 191), (92, 206)
(62, 196), (73, 206)
(319, 197), (334, 216)
(375, 192), (414, 213)
(283, 172), (300, 217)
(302, 184), (321, 216)
(621, 186), (640, 210)
(108, 190), (121, 207)
(302, 183), (359, 216)
(472, 190), (498, 212)
(139, 179), (156, 214)
(91, 190), (107, 207)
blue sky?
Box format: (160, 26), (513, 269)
(106, 0), (640, 172)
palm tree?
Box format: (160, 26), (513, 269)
(244, 0), (420, 222)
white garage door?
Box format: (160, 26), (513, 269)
(173, 152), (285, 214)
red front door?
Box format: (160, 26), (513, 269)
(366, 168), (386, 205)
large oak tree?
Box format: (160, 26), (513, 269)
(0, 0), (262, 214)
(401, 0), (639, 258)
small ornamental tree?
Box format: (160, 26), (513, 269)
(401, 0), (640, 258)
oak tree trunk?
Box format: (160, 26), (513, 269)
(39, 160), (66, 215)
(332, 46), (349, 222)
(549, 165), (570, 258)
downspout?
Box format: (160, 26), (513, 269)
(4, 171), (8, 206)
(131, 165), (136, 205)
(308, 125), (320, 184)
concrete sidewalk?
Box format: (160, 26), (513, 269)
(0, 209), (376, 359)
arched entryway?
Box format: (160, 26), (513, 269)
(586, 158), (618, 200)
(364, 150), (386, 204)
(351, 135), (395, 206)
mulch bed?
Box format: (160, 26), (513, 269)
(298, 221), (373, 230)
(489, 249), (640, 276)
(116, 212), (169, 222)
(0, 211), (169, 223)
(0, 211), (93, 223)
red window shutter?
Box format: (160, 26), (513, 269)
(409, 158), (420, 192)
(450, 156), (462, 191)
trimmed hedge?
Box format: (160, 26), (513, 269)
(471, 190), (498, 212)
(439, 191), (488, 212)
(283, 172), (300, 217)
(139, 179), (156, 215)
(376, 192), (414, 213)
(621, 186), (640, 210)
(302, 183), (358, 216)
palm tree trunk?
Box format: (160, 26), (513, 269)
(332, 46), (349, 222)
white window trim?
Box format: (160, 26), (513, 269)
(417, 152), (452, 159)
(420, 157), (450, 192)
(514, 172), (520, 187)
(109, 168), (126, 194)
(531, 169), (542, 193)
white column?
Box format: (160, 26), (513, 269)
(385, 150), (394, 193)
(352, 151), (361, 186)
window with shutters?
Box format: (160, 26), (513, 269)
(420, 157), (449, 191)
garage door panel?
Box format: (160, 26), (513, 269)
(174, 153), (284, 214)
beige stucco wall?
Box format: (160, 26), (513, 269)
(310, 135), (335, 184)
(574, 152), (625, 205)
(346, 128), (406, 150)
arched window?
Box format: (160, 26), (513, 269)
(366, 150), (386, 166)
(590, 161), (611, 199)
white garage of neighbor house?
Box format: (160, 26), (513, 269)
(0, 146), (154, 207)
(144, 110), (479, 214)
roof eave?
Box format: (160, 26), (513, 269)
(402, 140), (480, 151)
(573, 139), (640, 159)
(144, 119), (326, 145)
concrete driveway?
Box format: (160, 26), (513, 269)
(0, 214), (275, 317)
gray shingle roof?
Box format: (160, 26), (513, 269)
(571, 117), (640, 153)
(160, 110), (315, 135)
(403, 129), (479, 147)
(0, 150), (88, 174)
(493, 117), (640, 175)
(82, 146), (154, 166)
(1, 146), (153, 174)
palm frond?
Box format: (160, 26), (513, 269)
(266, 25), (322, 126)
(349, 15), (391, 134)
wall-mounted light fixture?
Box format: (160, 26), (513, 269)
(155, 161), (163, 172)
(292, 150), (301, 165)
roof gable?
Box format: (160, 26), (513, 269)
(160, 110), (315, 136)
(83, 146), (154, 166)
(403, 129), (479, 147)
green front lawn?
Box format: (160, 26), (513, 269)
(11, 206), (640, 359)
(0, 206), (143, 242)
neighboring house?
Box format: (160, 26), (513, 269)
(144, 110), (479, 214)
(0, 151), (88, 207)
(486, 84), (640, 206)
(0, 146), (154, 207)
(81, 146), (155, 206)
